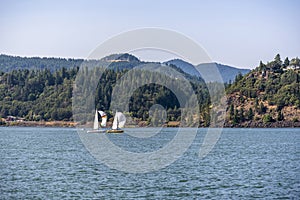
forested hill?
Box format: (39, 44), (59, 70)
(0, 65), (210, 126)
(0, 53), (144, 72)
(0, 53), (299, 127)
(225, 54), (300, 127)
(0, 54), (248, 83)
(0, 54), (84, 72)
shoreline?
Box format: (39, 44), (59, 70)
(1, 120), (300, 128)
(0, 121), (77, 128)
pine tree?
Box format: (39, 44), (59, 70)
(290, 57), (300, 66)
(259, 61), (266, 71)
(258, 102), (266, 114)
(233, 109), (240, 124)
(235, 73), (243, 82)
(277, 111), (284, 121)
(240, 108), (245, 122)
(274, 54), (282, 66)
(283, 57), (290, 67)
(229, 104), (234, 120)
(247, 108), (254, 120)
(254, 98), (259, 111)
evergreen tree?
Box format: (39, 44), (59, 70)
(235, 73), (243, 82)
(259, 61), (266, 71)
(239, 108), (245, 122)
(283, 57), (290, 67)
(229, 104), (234, 120)
(274, 54), (282, 66)
(290, 57), (300, 66)
(277, 111), (284, 121)
(233, 109), (240, 124)
(258, 102), (266, 114)
(254, 98), (259, 111)
(247, 108), (254, 120)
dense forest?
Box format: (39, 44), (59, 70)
(0, 64), (212, 126)
(0, 67), (77, 121)
(0, 54), (299, 127)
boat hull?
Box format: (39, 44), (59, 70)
(87, 129), (106, 133)
(106, 129), (124, 133)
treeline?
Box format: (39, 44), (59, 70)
(0, 53), (141, 72)
(0, 54), (83, 72)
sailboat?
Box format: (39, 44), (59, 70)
(87, 109), (107, 133)
(106, 111), (126, 133)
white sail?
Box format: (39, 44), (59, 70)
(98, 111), (107, 127)
(98, 111), (106, 117)
(93, 110), (99, 129)
(101, 116), (107, 127)
(111, 112), (126, 129)
(112, 113), (118, 129)
(117, 112), (126, 128)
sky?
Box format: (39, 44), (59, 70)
(0, 0), (299, 69)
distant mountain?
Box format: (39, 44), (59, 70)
(103, 53), (142, 71)
(197, 63), (250, 83)
(101, 53), (140, 63)
(0, 54), (249, 83)
(164, 59), (201, 77)
(0, 53), (142, 72)
(165, 59), (250, 83)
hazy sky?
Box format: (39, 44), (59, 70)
(1, 0), (299, 68)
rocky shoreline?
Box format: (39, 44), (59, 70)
(224, 121), (300, 128)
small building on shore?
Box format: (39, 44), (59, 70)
(5, 116), (25, 122)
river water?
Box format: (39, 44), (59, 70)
(0, 127), (299, 199)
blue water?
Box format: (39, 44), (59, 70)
(0, 127), (299, 199)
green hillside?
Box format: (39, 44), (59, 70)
(0, 66), (211, 126)
(226, 54), (300, 127)
(0, 54), (299, 127)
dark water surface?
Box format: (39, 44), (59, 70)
(0, 127), (299, 199)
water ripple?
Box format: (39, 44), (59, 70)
(0, 127), (299, 199)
